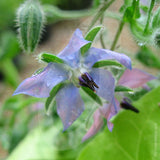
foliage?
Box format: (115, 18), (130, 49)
(1, 0), (160, 160)
(78, 86), (160, 160)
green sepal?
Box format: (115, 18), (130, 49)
(45, 82), (66, 113)
(81, 26), (102, 55)
(115, 85), (133, 92)
(81, 87), (102, 106)
(93, 60), (123, 68)
(39, 52), (64, 64)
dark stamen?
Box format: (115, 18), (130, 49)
(79, 72), (99, 91)
(120, 98), (139, 113)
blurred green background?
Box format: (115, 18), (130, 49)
(1, 0), (160, 159)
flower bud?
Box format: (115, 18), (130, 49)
(17, 0), (45, 53)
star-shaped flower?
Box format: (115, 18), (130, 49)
(82, 68), (155, 141)
(13, 29), (132, 130)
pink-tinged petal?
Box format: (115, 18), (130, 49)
(58, 29), (90, 68)
(101, 98), (120, 131)
(32, 102), (44, 111)
(13, 63), (68, 98)
(118, 68), (156, 88)
(82, 99), (120, 141)
(84, 47), (132, 69)
(56, 83), (84, 131)
(90, 68), (115, 102)
(82, 109), (104, 142)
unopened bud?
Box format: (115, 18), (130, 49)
(17, 0), (45, 53)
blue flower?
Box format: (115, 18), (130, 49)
(82, 68), (156, 141)
(13, 29), (132, 130)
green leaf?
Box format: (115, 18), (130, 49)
(93, 60), (123, 68)
(7, 125), (60, 160)
(39, 52), (64, 64)
(119, 0), (132, 13)
(2, 96), (42, 112)
(123, 6), (134, 22)
(0, 31), (20, 61)
(81, 87), (102, 106)
(1, 59), (19, 88)
(115, 85), (133, 92)
(81, 26), (102, 55)
(45, 82), (66, 112)
(123, 0), (140, 22)
(7, 120), (86, 160)
(78, 86), (160, 160)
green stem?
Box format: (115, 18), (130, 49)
(100, 14), (106, 48)
(143, 0), (155, 34)
(88, 0), (116, 31)
(110, 21), (124, 51)
(43, 5), (95, 24)
(104, 10), (122, 21)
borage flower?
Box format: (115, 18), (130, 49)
(82, 68), (155, 141)
(13, 29), (131, 131)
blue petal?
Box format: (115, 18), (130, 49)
(56, 83), (84, 131)
(58, 29), (90, 68)
(90, 68), (115, 102)
(101, 98), (120, 131)
(84, 47), (132, 69)
(13, 63), (69, 98)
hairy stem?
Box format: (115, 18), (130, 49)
(43, 5), (95, 24)
(88, 0), (116, 31)
(143, 0), (155, 34)
(100, 14), (106, 49)
(110, 21), (124, 51)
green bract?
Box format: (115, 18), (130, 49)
(115, 85), (133, 92)
(39, 52), (64, 64)
(81, 26), (102, 55)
